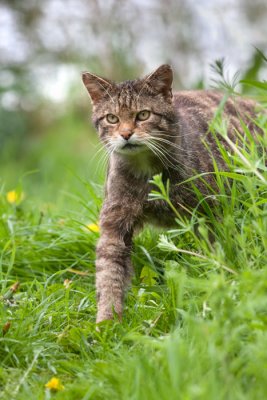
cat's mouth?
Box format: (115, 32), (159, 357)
(116, 142), (146, 154)
(123, 143), (140, 150)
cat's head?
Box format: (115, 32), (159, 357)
(82, 65), (177, 156)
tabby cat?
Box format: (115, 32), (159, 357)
(82, 64), (258, 323)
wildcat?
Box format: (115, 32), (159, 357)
(82, 64), (259, 323)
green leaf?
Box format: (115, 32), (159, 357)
(140, 265), (158, 286)
(240, 80), (267, 91)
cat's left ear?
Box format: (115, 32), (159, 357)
(145, 64), (173, 100)
(82, 72), (114, 104)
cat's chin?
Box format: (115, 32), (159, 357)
(115, 143), (147, 155)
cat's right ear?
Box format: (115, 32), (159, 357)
(82, 72), (114, 104)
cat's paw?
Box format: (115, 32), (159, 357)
(96, 305), (122, 324)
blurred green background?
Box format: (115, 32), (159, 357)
(1, 0), (267, 211)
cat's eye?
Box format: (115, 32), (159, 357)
(106, 114), (119, 124)
(136, 110), (151, 121)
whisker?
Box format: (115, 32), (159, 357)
(90, 141), (109, 164)
(92, 130), (196, 176)
(95, 147), (110, 177)
(142, 133), (183, 153)
(139, 130), (200, 154)
(145, 139), (180, 171)
(147, 139), (195, 173)
(145, 141), (170, 170)
(149, 136), (200, 154)
(93, 137), (117, 177)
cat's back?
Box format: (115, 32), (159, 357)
(173, 90), (257, 145)
(173, 89), (257, 133)
(173, 90), (225, 112)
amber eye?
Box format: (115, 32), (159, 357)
(136, 110), (151, 121)
(106, 114), (119, 124)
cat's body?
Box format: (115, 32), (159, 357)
(82, 65), (259, 322)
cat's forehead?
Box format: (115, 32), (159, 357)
(115, 81), (139, 109)
(104, 79), (151, 112)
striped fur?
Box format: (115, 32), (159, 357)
(82, 65), (260, 323)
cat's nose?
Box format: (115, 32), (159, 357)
(120, 130), (133, 141)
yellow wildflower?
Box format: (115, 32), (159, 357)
(87, 223), (100, 233)
(63, 279), (72, 289)
(6, 190), (24, 205)
(45, 377), (64, 391)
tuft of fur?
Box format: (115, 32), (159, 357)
(82, 65), (260, 323)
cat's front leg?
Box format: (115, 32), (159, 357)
(95, 226), (133, 323)
(95, 185), (145, 323)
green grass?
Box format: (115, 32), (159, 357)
(1, 97), (267, 399)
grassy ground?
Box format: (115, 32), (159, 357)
(1, 97), (267, 399)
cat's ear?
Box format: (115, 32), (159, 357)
(145, 64), (173, 99)
(82, 72), (114, 104)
